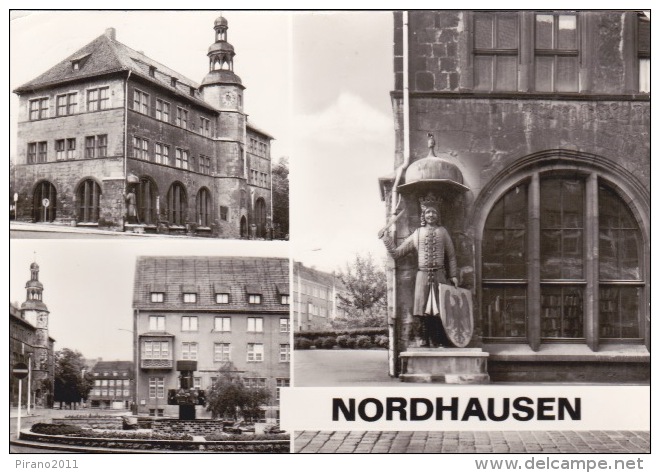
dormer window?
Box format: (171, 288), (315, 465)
(151, 292), (164, 303)
(189, 86), (196, 96)
(248, 294), (262, 304)
(149, 66), (156, 78)
(72, 61), (80, 71)
(216, 293), (229, 304)
(171, 77), (178, 88)
(183, 293), (197, 303)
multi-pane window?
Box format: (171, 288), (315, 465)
(133, 137), (149, 160)
(56, 93), (77, 116)
(55, 140), (66, 160)
(247, 317), (263, 332)
(247, 343), (264, 362)
(176, 107), (188, 128)
(248, 295), (262, 305)
(133, 89), (150, 115)
(27, 142), (47, 164)
(29, 97), (49, 120)
(276, 378), (289, 401)
(183, 293), (197, 304)
(154, 143), (169, 165)
(167, 182), (187, 225)
(280, 344), (291, 362)
(280, 318), (290, 332)
(534, 13), (579, 92)
(197, 188), (211, 227)
(181, 342), (198, 360)
(199, 155), (211, 174)
(281, 295), (290, 305)
(151, 292), (164, 303)
(84, 135), (107, 159)
(156, 99), (170, 122)
(66, 138), (76, 159)
(76, 179), (101, 223)
(149, 377), (165, 399)
(216, 294), (230, 305)
(200, 117), (211, 137)
(244, 378), (266, 388)
(87, 87), (109, 111)
(214, 316), (231, 331)
(148, 315), (165, 330)
(214, 343), (231, 362)
(175, 148), (189, 169)
(181, 316), (198, 331)
(638, 15), (650, 93)
(482, 174), (644, 347)
(143, 341), (170, 359)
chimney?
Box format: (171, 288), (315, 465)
(105, 28), (116, 40)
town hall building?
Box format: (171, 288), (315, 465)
(12, 15), (273, 239)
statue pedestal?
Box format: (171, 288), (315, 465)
(399, 348), (490, 384)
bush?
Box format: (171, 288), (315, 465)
(374, 334), (389, 348)
(294, 337), (312, 349)
(355, 335), (372, 348)
(336, 335), (350, 348)
(346, 337), (358, 349)
(31, 423), (84, 436)
(320, 336), (337, 349)
(312, 337), (326, 348)
(298, 327), (387, 339)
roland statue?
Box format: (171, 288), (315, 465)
(379, 192), (458, 348)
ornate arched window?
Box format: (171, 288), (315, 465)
(167, 182), (187, 225)
(479, 157), (647, 351)
(76, 179), (101, 223)
(196, 188), (212, 227)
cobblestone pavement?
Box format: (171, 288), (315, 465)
(294, 431), (650, 453)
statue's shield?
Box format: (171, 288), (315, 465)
(438, 284), (473, 348)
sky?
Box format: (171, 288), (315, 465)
(7, 10), (395, 359)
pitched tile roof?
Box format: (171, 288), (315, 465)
(133, 256), (289, 313)
(90, 360), (134, 378)
(13, 31), (217, 112)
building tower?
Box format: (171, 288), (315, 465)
(200, 15), (249, 235)
(20, 262), (51, 399)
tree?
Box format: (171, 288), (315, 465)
(53, 348), (91, 409)
(205, 362), (270, 421)
(334, 253), (388, 329)
(271, 156), (289, 239)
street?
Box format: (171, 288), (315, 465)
(294, 349), (399, 386)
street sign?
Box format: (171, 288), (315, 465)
(42, 198), (50, 208)
(13, 362), (29, 379)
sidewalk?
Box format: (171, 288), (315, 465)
(10, 221), (191, 238)
(294, 431), (650, 454)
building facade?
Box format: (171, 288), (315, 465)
(292, 262), (347, 332)
(10, 263), (56, 407)
(88, 361), (134, 409)
(132, 257), (290, 420)
(12, 16), (273, 239)
(381, 11), (650, 382)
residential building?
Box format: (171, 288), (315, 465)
(132, 256), (290, 420)
(292, 261), (347, 332)
(381, 11), (650, 382)
(10, 262), (56, 407)
(12, 15), (273, 239)
(88, 361), (134, 409)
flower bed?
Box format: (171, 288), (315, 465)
(22, 426), (290, 453)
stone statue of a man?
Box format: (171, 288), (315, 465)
(379, 193), (458, 347)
